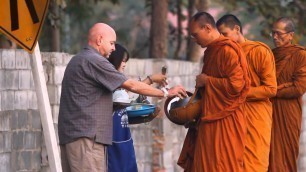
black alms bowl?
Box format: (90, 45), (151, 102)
(170, 91), (201, 109)
(164, 90), (202, 125)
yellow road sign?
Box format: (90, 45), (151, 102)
(0, 0), (49, 53)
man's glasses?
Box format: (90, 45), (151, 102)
(269, 31), (293, 37)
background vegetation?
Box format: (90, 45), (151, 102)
(1, 0), (305, 62)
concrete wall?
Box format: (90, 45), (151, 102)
(0, 49), (201, 172)
(125, 59), (200, 171)
(0, 49), (305, 172)
(0, 50), (42, 172)
(299, 99), (306, 171)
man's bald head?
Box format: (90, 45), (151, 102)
(88, 23), (116, 58)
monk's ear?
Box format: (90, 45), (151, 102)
(234, 25), (241, 34)
(289, 32), (295, 41)
(204, 24), (212, 32)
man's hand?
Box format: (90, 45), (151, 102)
(168, 85), (187, 98)
(196, 73), (208, 88)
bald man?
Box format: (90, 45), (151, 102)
(178, 12), (250, 172)
(216, 14), (277, 172)
(268, 17), (306, 172)
(58, 23), (187, 172)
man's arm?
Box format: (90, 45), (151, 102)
(121, 79), (187, 98)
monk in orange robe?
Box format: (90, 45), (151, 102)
(178, 12), (250, 172)
(268, 17), (306, 172)
(216, 14), (277, 172)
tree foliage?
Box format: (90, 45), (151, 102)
(218, 0), (305, 41)
(36, 0), (305, 57)
(40, 0), (119, 52)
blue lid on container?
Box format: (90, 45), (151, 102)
(126, 104), (156, 117)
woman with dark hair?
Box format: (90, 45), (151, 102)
(108, 44), (130, 71)
(107, 44), (167, 172)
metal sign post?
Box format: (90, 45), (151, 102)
(30, 43), (62, 172)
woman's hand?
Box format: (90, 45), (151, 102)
(150, 74), (168, 86)
(168, 85), (188, 99)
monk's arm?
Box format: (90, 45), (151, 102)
(206, 49), (246, 97)
(247, 48), (277, 101)
(276, 52), (306, 98)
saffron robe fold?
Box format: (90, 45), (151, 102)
(269, 45), (306, 172)
(241, 40), (277, 172)
(178, 36), (250, 172)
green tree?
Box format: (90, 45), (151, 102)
(186, 0), (210, 62)
(217, 0), (306, 45)
(148, 0), (169, 59)
(40, 0), (119, 52)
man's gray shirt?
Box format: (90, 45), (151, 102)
(58, 45), (127, 145)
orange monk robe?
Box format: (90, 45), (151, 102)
(240, 40), (277, 172)
(269, 45), (306, 172)
(186, 36), (250, 172)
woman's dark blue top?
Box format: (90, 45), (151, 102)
(107, 108), (138, 172)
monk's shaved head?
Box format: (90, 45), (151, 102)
(272, 17), (295, 47)
(216, 14), (243, 34)
(189, 12), (221, 47)
(274, 17), (295, 32)
(191, 12), (216, 29)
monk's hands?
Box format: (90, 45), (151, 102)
(277, 82), (293, 90)
(168, 85), (188, 99)
(150, 74), (168, 87)
(277, 84), (285, 90)
(196, 73), (208, 88)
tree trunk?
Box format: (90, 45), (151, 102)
(196, 0), (209, 11)
(149, 0), (169, 59)
(49, 0), (60, 52)
(174, 0), (182, 59)
(186, 0), (209, 62)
